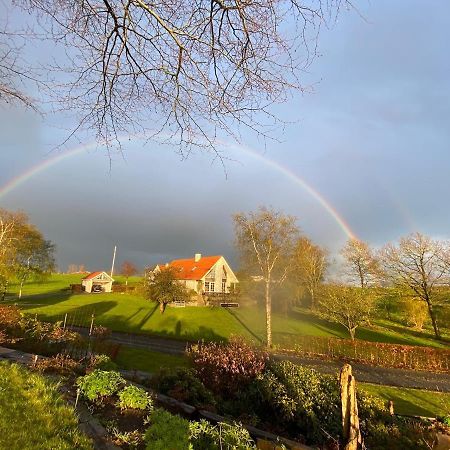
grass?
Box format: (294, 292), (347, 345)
(116, 346), (190, 373)
(360, 383), (450, 418)
(0, 361), (92, 450)
(6, 274), (449, 348)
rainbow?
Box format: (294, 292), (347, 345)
(0, 137), (356, 239)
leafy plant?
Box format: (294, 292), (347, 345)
(188, 337), (268, 396)
(154, 367), (216, 410)
(145, 408), (191, 450)
(117, 385), (153, 411)
(76, 370), (124, 402)
(87, 354), (118, 371)
(189, 419), (256, 450)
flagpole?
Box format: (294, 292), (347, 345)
(110, 245), (117, 278)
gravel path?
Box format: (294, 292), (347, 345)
(72, 326), (450, 392)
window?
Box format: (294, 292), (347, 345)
(204, 282), (209, 292)
(222, 280), (226, 293)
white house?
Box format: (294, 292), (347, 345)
(154, 253), (239, 294)
(82, 271), (114, 293)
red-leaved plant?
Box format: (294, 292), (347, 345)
(188, 337), (268, 396)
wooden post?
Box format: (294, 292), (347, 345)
(63, 313), (68, 331)
(388, 400), (394, 416)
(340, 364), (362, 450)
(340, 364), (351, 441)
(89, 313), (95, 336)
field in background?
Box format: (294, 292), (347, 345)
(6, 274), (449, 348)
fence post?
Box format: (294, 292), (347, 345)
(89, 313), (95, 336)
(340, 363), (362, 450)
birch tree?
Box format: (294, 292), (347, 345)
(233, 207), (299, 347)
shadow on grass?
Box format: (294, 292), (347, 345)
(34, 301), (118, 328)
(224, 308), (263, 344)
(373, 321), (449, 346)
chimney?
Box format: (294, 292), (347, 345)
(194, 253), (201, 262)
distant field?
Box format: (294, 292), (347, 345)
(6, 274), (449, 348)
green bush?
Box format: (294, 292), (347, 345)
(255, 361), (341, 443)
(88, 354), (118, 371)
(189, 419), (256, 450)
(76, 370), (124, 401)
(117, 385), (153, 410)
(145, 408), (191, 450)
(154, 367), (216, 410)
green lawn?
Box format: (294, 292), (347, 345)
(116, 346), (190, 373)
(7, 274), (449, 348)
(0, 361), (92, 450)
(360, 383), (450, 418)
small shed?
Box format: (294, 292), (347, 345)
(82, 271), (114, 293)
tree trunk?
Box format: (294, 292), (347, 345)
(349, 327), (356, 341)
(159, 302), (166, 314)
(425, 299), (441, 339)
(19, 280), (24, 299)
(265, 279), (272, 348)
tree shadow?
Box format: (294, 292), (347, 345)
(133, 303), (159, 330)
(224, 308), (263, 344)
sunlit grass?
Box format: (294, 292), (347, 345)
(359, 383), (450, 418)
(0, 361), (92, 450)
(8, 274), (449, 348)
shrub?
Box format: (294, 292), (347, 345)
(76, 370), (124, 401)
(91, 325), (112, 340)
(189, 419), (256, 450)
(117, 385), (153, 410)
(34, 354), (83, 375)
(402, 300), (428, 330)
(363, 418), (435, 450)
(188, 337), (268, 396)
(154, 368), (216, 410)
(255, 361), (341, 443)
(87, 354), (118, 371)
(145, 408), (191, 450)
(0, 305), (22, 334)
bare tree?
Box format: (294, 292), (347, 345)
(8, 0), (350, 152)
(380, 232), (449, 340)
(341, 238), (380, 288)
(120, 260), (138, 287)
(233, 206), (299, 347)
(292, 236), (327, 309)
(318, 284), (375, 341)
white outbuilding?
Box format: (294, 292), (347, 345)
(81, 271), (114, 293)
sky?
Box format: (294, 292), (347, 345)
(1, 0), (450, 272)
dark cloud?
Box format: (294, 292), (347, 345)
(1, 0), (450, 270)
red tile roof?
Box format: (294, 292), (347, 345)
(165, 255), (221, 280)
(82, 271), (104, 280)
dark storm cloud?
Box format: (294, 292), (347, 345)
(2, 0), (450, 270)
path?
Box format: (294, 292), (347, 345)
(73, 326), (450, 392)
